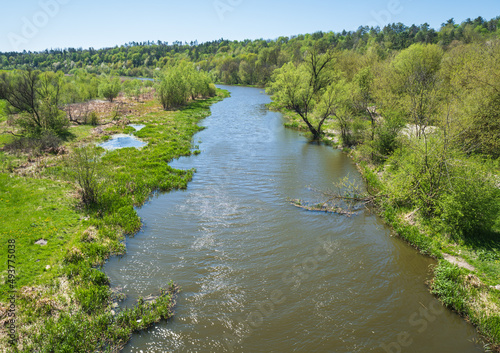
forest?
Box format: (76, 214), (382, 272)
(0, 16), (498, 83)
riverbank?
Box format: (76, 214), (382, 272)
(0, 90), (229, 351)
(276, 109), (500, 351)
(352, 154), (500, 352)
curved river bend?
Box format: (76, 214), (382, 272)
(105, 86), (483, 352)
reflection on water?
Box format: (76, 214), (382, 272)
(99, 134), (147, 150)
(104, 86), (483, 352)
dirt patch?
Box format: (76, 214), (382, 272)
(443, 253), (476, 271)
(64, 93), (161, 125)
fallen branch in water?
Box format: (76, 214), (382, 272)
(289, 199), (357, 216)
(290, 174), (377, 216)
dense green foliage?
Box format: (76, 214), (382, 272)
(155, 62), (216, 109)
(1, 16), (499, 85)
(264, 24), (500, 242)
(98, 76), (121, 102)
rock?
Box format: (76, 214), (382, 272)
(490, 285), (500, 291)
(35, 239), (48, 246)
(111, 310), (116, 316)
(45, 265), (51, 270)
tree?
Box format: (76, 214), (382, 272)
(156, 66), (189, 110)
(267, 49), (337, 140)
(440, 42), (500, 158)
(217, 57), (240, 84)
(238, 54), (258, 85)
(0, 69), (68, 137)
(353, 67), (376, 141)
(123, 79), (143, 101)
(390, 43), (443, 138)
(98, 76), (121, 102)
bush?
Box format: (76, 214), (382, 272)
(373, 112), (405, 161)
(65, 145), (105, 206)
(98, 76), (121, 102)
(385, 139), (500, 238)
(208, 83), (217, 97)
(156, 63), (215, 110)
(3, 130), (62, 155)
(156, 67), (189, 109)
(86, 111), (99, 126)
(437, 157), (500, 237)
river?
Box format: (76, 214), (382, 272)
(104, 85), (483, 352)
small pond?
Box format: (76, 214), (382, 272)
(99, 124), (147, 151)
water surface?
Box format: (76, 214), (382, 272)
(99, 123), (147, 151)
(105, 86), (483, 352)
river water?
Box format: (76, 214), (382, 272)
(104, 86), (483, 352)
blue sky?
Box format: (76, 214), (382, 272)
(1, 0), (498, 52)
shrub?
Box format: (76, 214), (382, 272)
(98, 76), (121, 102)
(386, 139), (500, 238)
(156, 68), (189, 109)
(4, 130), (62, 155)
(374, 113), (405, 161)
(436, 157), (500, 237)
(65, 145), (105, 206)
(86, 111), (99, 126)
(156, 63), (215, 110)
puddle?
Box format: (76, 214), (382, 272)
(99, 134), (147, 150)
(99, 124), (148, 151)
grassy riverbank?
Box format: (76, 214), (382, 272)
(0, 90), (228, 351)
(354, 157), (500, 352)
(277, 110), (500, 351)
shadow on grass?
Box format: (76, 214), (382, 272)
(460, 228), (500, 254)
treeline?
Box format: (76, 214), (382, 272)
(1, 16), (499, 83)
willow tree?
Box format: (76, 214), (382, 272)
(267, 49), (339, 140)
(156, 63), (215, 110)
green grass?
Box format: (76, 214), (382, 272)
(0, 174), (84, 299)
(0, 100), (6, 123)
(0, 89), (229, 351)
(68, 124), (95, 141)
(0, 100), (13, 148)
(431, 261), (500, 347)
